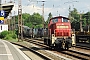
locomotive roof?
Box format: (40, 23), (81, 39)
(50, 16), (69, 20)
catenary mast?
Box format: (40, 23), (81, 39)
(18, 0), (23, 41)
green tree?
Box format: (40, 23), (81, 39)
(82, 12), (90, 25)
(45, 12), (52, 27)
(69, 8), (80, 22)
(69, 8), (90, 31)
(29, 13), (43, 28)
(22, 13), (31, 25)
(13, 13), (43, 28)
(69, 8), (80, 31)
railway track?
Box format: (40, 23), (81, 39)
(60, 50), (90, 60)
(76, 43), (90, 50)
(11, 38), (71, 60)
(27, 38), (90, 49)
(23, 38), (90, 60)
(11, 42), (52, 60)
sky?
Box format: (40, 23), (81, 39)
(1, 0), (90, 21)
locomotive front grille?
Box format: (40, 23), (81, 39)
(55, 32), (69, 36)
(56, 32), (62, 36)
(54, 29), (70, 37)
(64, 32), (69, 36)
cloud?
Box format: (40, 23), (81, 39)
(22, 5), (42, 14)
(11, 5), (18, 16)
(9, 0), (90, 21)
(86, 5), (90, 11)
(11, 2), (69, 20)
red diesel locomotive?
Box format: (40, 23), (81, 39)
(44, 16), (72, 50)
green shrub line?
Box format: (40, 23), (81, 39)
(0, 30), (18, 42)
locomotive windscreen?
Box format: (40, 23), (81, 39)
(62, 18), (68, 22)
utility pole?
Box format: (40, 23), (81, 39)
(14, 11), (15, 30)
(8, 12), (12, 31)
(10, 12), (12, 31)
(8, 18), (10, 30)
(0, 0), (2, 11)
(42, 2), (45, 28)
(14, 0), (15, 30)
(4, 0), (6, 3)
(0, 0), (3, 12)
(80, 12), (83, 32)
(68, 6), (71, 19)
(37, 1), (45, 28)
(18, 0), (23, 41)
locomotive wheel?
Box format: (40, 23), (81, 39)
(65, 42), (69, 50)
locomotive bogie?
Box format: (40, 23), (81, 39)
(54, 37), (71, 49)
(44, 33), (72, 50)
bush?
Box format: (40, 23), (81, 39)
(0, 30), (17, 40)
(0, 31), (8, 38)
(12, 34), (17, 39)
(4, 34), (13, 40)
(15, 29), (18, 35)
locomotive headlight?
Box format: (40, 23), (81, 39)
(57, 26), (68, 29)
